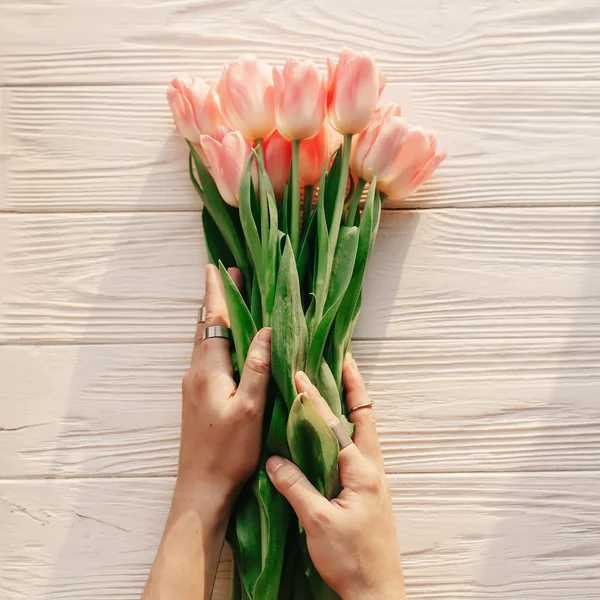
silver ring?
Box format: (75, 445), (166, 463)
(330, 422), (353, 450)
(347, 401), (374, 415)
(197, 306), (207, 323)
(202, 325), (231, 341)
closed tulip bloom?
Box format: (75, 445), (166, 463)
(273, 59), (327, 141)
(351, 103), (406, 182)
(217, 55), (276, 142)
(200, 131), (253, 207)
(299, 123), (334, 186)
(327, 48), (386, 134)
(167, 76), (223, 142)
(378, 128), (446, 199)
(264, 130), (293, 198)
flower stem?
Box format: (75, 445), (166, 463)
(346, 178), (366, 225)
(302, 184), (314, 234)
(290, 139), (301, 255)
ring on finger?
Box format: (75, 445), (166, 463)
(203, 325), (231, 341)
(347, 401), (374, 415)
(197, 306), (207, 323)
(330, 421), (354, 449)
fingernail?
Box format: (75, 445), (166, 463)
(296, 370), (310, 385)
(266, 456), (286, 476)
(256, 327), (272, 348)
(206, 263), (218, 278)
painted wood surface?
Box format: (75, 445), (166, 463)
(1, 0), (599, 598)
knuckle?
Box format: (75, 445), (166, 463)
(194, 330), (205, 346)
(245, 353), (270, 376)
(280, 467), (303, 493)
(361, 468), (384, 494)
(237, 395), (262, 419)
(309, 507), (332, 528)
(182, 368), (208, 395)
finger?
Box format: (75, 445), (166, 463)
(227, 267), (244, 292)
(191, 263), (232, 374)
(234, 328), (272, 415)
(344, 356), (383, 465)
(295, 371), (366, 482)
(266, 456), (333, 528)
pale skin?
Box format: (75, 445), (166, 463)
(142, 264), (406, 600)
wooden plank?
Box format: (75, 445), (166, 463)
(1, 207), (599, 344)
(1, 474), (599, 599)
(1, 338), (600, 478)
(1, 0), (599, 85)
(2, 82), (600, 212)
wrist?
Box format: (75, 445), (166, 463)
(343, 576), (406, 600)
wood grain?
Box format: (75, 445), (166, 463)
(1, 207), (599, 343)
(1, 337), (600, 478)
(1, 475), (599, 600)
(2, 82), (600, 212)
(1, 0), (599, 85)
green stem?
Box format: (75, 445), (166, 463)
(290, 140), (301, 255)
(255, 139), (272, 327)
(346, 178), (366, 225)
(302, 184), (314, 234)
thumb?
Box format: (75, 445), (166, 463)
(235, 328), (272, 412)
(266, 456), (333, 527)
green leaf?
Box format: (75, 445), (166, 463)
(272, 239), (309, 409)
(313, 166), (330, 304)
(252, 467), (290, 599)
(219, 263), (257, 369)
(266, 395), (291, 459)
(297, 207), (317, 289)
(324, 147), (342, 228)
(189, 144), (251, 284)
(232, 488), (263, 600)
(239, 155), (263, 277)
(306, 227), (359, 383)
(250, 271), (262, 331)
(286, 392), (341, 500)
(202, 208), (236, 268)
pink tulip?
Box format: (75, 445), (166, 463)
(327, 48), (386, 135)
(299, 123), (335, 186)
(167, 76), (223, 142)
(200, 131), (253, 207)
(351, 103), (406, 182)
(273, 59), (326, 141)
(264, 130), (292, 198)
(217, 55), (276, 142)
(377, 128), (446, 199)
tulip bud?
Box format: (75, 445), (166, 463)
(378, 129), (446, 199)
(351, 103), (406, 182)
(327, 48), (386, 135)
(217, 55), (276, 142)
(200, 131), (253, 207)
(264, 130), (293, 199)
(273, 59), (327, 141)
(167, 76), (223, 142)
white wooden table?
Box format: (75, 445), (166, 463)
(1, 1), (599, 598)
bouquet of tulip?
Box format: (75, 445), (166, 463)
(168, 48), (445, 600)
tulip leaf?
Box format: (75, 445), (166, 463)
(324, 147), (342, 228)
(287, 392), (341, 500)
(188, 143), (251, 284)
(232, 487), (263, 600)
(219, 263), (257, 370)
(297, 207), (317, 289)
(266, 394), (291, 459)
(272, 239), (309, 409)
(313, 166), (330, 305)
(252, 466), (290, 599)
(202, 208), (236, 269)
(306, 226), (358, 383)
(239, 155), (263, 277)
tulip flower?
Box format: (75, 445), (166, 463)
(264, 130), (293, 199)
(200, 131), (253, 207)
(378, 128), (446, 199)
(167, 76), (223, 142)
(217, 55), (276, 142)
(327, 48), (386, 135)
(273, 59), (327, 141)
(299, 122), (336, 186)
(350, 103), (406, 182)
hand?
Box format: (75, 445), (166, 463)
(266, 361), (406, 600)
(177, 263), (272, 510)
(142, 263), (272, 600)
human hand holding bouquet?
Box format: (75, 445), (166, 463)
(166, 48), (444, 600)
